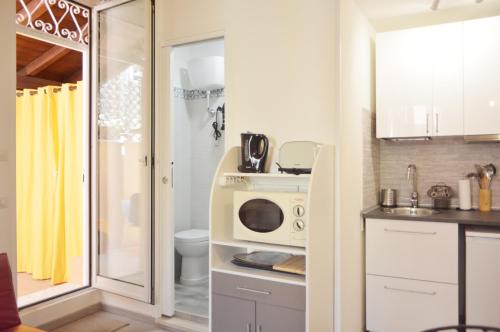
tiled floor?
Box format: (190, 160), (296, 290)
(50, 311), (165, 332)
(175, 280), (209, 317)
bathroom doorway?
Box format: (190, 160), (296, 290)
(169, 38), (225, 318)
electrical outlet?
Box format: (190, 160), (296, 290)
(0, 197), (8, 209)
(0, 149), (7, 162)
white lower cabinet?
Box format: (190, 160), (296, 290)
(466, 231), (500, 327)
(366, 275), (458, 332)
(366, 219), (459, 332)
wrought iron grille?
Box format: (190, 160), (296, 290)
(16, 0), (90, 45)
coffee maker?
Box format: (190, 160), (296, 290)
(238, 132), (269, 173)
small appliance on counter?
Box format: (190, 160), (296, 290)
(238, 132), (269, 173)
(276, 141), (321, 175)
(233, 191), (307, 247)
(380, 188), (397, 207)
(427, 183), (453, 209)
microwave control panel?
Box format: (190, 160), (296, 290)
(290, 197), (306, 241)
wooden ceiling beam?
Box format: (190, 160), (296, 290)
(17, 0), (48, 25)
(65, 69), (83, 83)
(17, 45), (71, 77)
(17, 75), (62, 90)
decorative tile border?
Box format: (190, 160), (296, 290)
(173, 87), (224, 100)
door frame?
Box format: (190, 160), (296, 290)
(90, 0), (155, 303)
(15, 2), (92, 306)
(158, 31), (225, 317)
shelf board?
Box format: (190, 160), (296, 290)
(223, 172), (310, 179)
(212, 260), (306, 287)
(211, 238), (306, 255)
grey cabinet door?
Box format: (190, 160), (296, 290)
(213, 293), (255, 332)
(256, 303), (305, 332)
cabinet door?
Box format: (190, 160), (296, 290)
(366, 219), (458, 284)
(466, 232), (500, 326)
(432, 22), (464, 136)
(256, 303), (305, 332)
(366, 275), (458, 332)
(376, 27), (434, 138)
(464, 16), (500, 136)
(212, 294), (255, 332)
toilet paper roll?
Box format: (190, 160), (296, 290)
(459, 179), (472, 210)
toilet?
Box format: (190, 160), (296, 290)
(174, 229), (209, 286)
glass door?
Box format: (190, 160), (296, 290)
(92, 0), (154, 302)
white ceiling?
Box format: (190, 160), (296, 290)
(356, 0), (481, 20)
(355, 0), (500, 31)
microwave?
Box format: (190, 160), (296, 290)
(233, 191), (307, 247)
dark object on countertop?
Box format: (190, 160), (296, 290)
(231, 251), (305, 276)
(380, 188), (398, 207)
(276, 162), (311, 175)
(427, 183), (453, 209)
(238, 132), (269, 173)
(422, 325), (500, 332)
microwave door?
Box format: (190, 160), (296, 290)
(239, 199), (284, 233)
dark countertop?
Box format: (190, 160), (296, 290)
(363, 206), (500, 227)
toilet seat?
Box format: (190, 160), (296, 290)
(175, 229), (209, 243)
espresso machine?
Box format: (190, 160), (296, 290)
(238, 132), (269, 173)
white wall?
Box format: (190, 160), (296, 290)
(159, 0), (337, 164)
(0, 0), (17, 283)
(188, 97), (225, 230)
(339, 0), (376, 330)
(171, 39), (225, 233)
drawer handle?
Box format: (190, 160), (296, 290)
(384, 228), (437, 236)
(384, 285), (436, 296)
(237, 287), (271, 295)
(247, 323), (252, 332)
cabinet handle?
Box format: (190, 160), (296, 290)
(384, 285), (436, 296)
(435, 113), (439, 134)
(384, 228), (437, 236)
(258, 325), (262, 332)
(247, 323), (252, 332)
(426, 113), (430, 135)
(237, 287), (271, 295)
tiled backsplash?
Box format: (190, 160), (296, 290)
(380, 137), (500, 209)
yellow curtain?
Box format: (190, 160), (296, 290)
(16, 82), (83, 285)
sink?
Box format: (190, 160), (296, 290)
(381, 207), (440, 216)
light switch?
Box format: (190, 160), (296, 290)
(0, 150), (7, 162)
(0, 197), (7, 209)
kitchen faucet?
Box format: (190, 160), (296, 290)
(407, 164), (418, 208)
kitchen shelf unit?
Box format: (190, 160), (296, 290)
(211, 237), (306, 255)
(211, 259), (306, 287)
(209, 145), (335, 332)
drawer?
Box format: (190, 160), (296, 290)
(366, 274), (458, 332)
(366, 219), (458, 283)
(212, 271), (305, 311)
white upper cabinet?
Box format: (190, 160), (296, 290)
(376, 23), (464, 138)
(377, 27), (434, 138)
(432, 22), (464, 137)
(464, 16), (500, 136)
